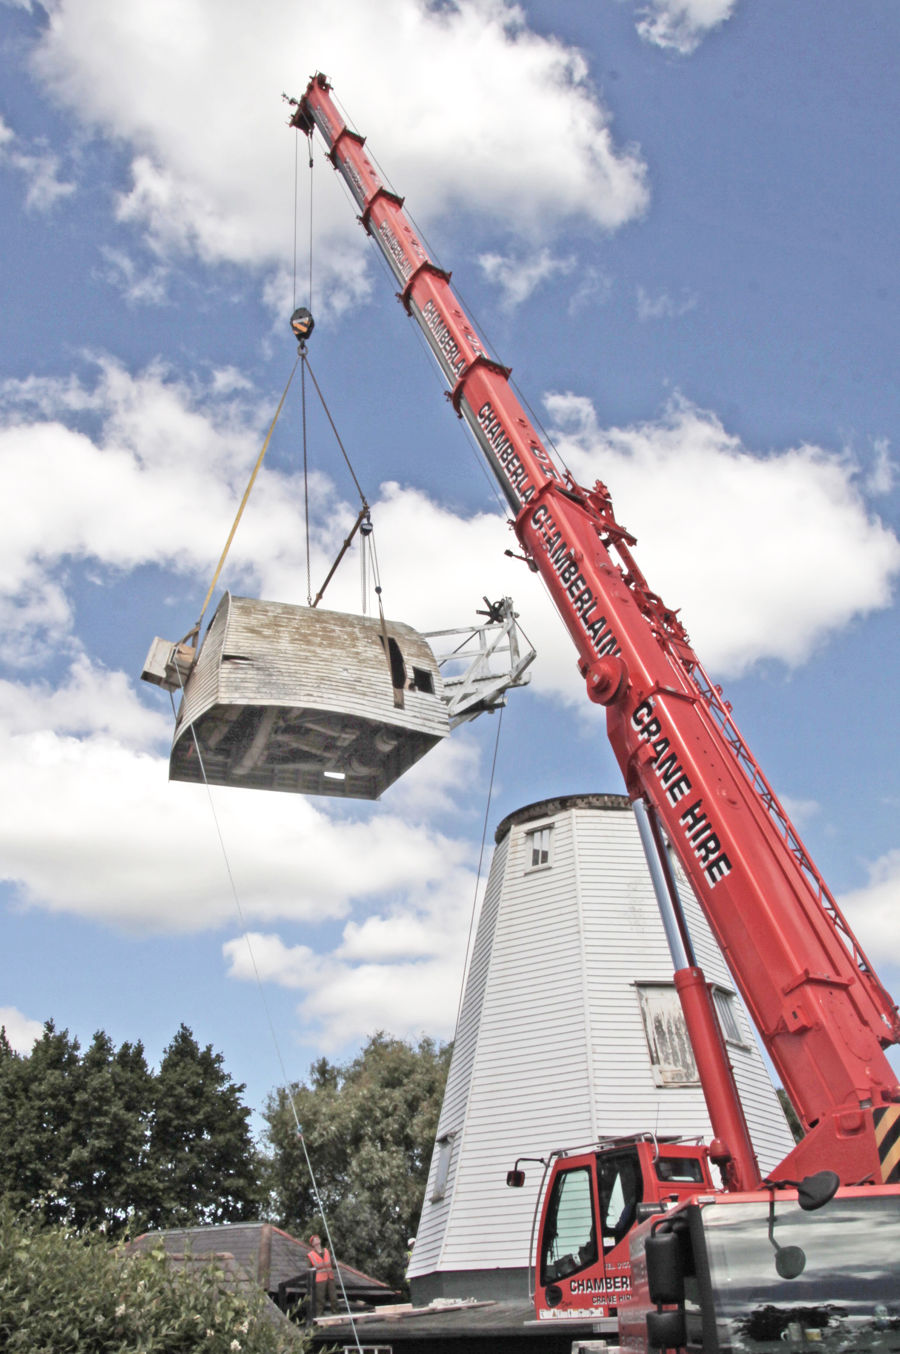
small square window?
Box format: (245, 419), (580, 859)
(411, 666), (434, 694)
(712, 987), (745, 1046)
(526, 825), (552, 869)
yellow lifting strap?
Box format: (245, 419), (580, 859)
(192, 355), (301, 640)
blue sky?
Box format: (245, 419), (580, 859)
(1, 0), (899, 1127)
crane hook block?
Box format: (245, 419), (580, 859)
(290, 307), (315, 343)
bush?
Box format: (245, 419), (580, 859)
(0, 1205), (307, 1353)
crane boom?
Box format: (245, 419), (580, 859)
(291, 73), (900, 1187)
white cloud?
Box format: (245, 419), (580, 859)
(0, 666), (482, 935)
(0, 359), (334, 649)
(299, 952), (466, 1048)
(224, 901), (473, 1048)
(0, 655), (167, 745)
(0, 1007), (44, 1053)
(839, 852), (900, 968)
(866, 437), (896, 496)
(98, 246), (171, 306)
(0, 356), (535, 682)
(479, 248), (576, 308)
(568, 266), (613, 316)
(544, 393), (900, 677)
(210, 367), (255, 397)
(28, 0), (648, 305)
(0, 117), (75, 210)
(15, 148), (75, 210)
(635, 0), (738, 55)
(778, 796), (821, 830)
(5, 356), (898, 714)
(636, 284), (698, 321)
(381, 730), (487, 822)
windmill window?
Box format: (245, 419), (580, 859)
(432, 1132), (456, 1202)
(636, 983), (700, 1087)
(526, 825), (553, 870)
(712, 986), (745, 1046)
(411, 666), (434, 694)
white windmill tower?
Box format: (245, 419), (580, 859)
(408, 792), (795, 1302)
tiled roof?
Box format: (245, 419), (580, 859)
(129, 1223), (392, 1295)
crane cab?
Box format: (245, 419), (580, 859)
(531, 1136), (713, 1323)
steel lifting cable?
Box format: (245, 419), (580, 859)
(169, 663), (365, 1352)
(297, 350), (374, 603)
(291, 345), (408, 702)
(301, 356), (312, 605)
(453, 705), (504, 1041)
(291, 111), (315, 314)
(308, 133), (314, 313)
(292, 133), (299, 312)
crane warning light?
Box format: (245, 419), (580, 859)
(290, 307), (315, 343)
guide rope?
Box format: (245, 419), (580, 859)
(190, 356), (301, 644)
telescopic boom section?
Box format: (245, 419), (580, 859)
(293, 73), (900, 1184)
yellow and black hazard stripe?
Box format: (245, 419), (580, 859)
(874, 1106), (900, 1183)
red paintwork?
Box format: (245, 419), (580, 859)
(293, 70), (900, 1185)
(532, 1139), (713, 1322)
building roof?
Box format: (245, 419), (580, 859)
(493, 791), (630, 843)
(122, 1247), (303, 1339)
(130, 1222), (393, 1297)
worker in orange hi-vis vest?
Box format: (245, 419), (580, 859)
(307, 1234), (337, 1315)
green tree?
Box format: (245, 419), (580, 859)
(777, 1087), (805, 1144)
(0, 1021), (85, 1225)
(66, 1032), (154, 1233)
(146, 1023), (262, 1228)
(264, 1033), (451, 1290)
(0, 1020), (261, 1234)
(0, 1202), (307, 1353)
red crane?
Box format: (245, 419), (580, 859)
(291, 74), (900, 1344)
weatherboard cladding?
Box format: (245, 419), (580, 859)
(411, 837), (509, 1267)
(409, 794), (796, 1280)
(169, 593), (448, 797)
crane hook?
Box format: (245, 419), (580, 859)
(290, 306), (315, 351)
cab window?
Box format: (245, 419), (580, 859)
(540, 1166), (597, 1285)
(656, 1155), (704, 1184)
(597, 1150), (643, 1253)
